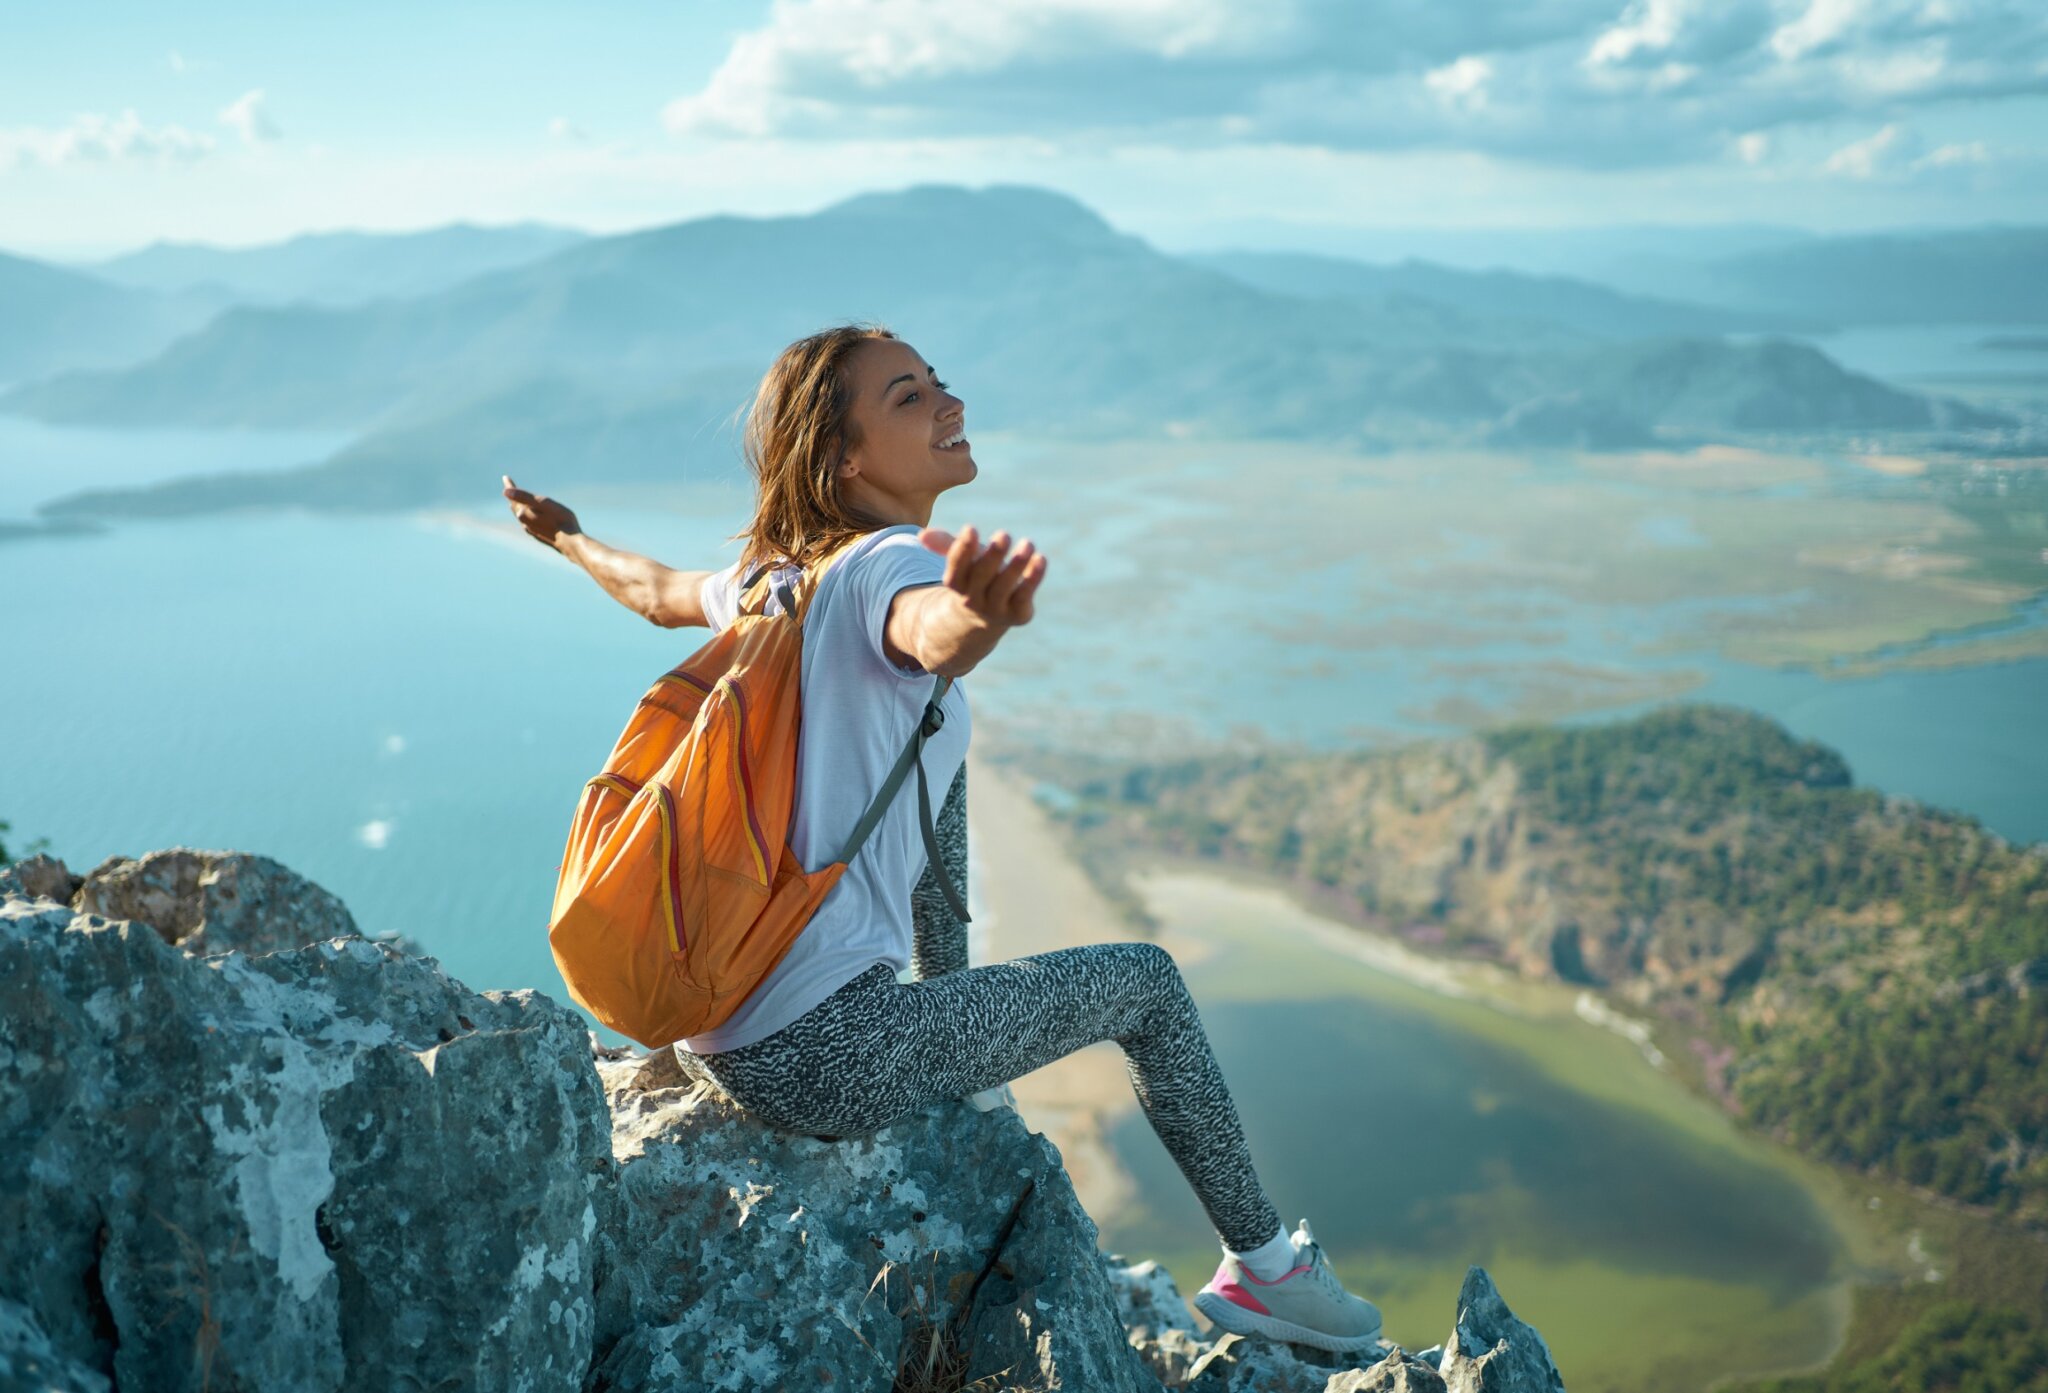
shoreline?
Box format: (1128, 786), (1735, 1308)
(965, 753), (1150, 1225)
(968, 759), (1889, 1386)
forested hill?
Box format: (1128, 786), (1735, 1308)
(1024, 703), (2048, 1224)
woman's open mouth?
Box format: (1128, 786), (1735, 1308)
(936, 428), (969, 451)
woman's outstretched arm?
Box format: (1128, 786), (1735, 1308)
(501, 474), (713, 627)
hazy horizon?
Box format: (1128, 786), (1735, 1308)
(8, 1), (2044, 261)
(9, 201), (2045, 271)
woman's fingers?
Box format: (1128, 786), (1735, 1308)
(938, 525), (1046, 622)
(1007, 552), (1047, 624)
(983, 538), (1036, 612)
(965, 530), (1013, 596)
(943, 525), (980, 592)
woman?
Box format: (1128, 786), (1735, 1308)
(501, 323), (1383, 1355)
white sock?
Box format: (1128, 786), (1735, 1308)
(1226, 1223), (1296, 1281)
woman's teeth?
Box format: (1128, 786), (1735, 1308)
(937, 430), (967, 449)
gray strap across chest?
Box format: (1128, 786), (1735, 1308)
(836, 672), (971, 924)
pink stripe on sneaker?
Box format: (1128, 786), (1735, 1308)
(1241, 1262), (1312, 1286)
(1211, 1278), (1271, 1316)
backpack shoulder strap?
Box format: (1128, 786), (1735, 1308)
(834, 672), (971, 923)
(789, 532), (873, 627)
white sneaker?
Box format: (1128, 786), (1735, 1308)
(1192, 1219), (1384, 1354)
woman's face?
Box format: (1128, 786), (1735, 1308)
(836, 337), (975, 526)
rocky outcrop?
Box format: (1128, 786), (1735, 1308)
(1, 888), (607, 1391)
(595, 1044), (1161, 1391)
(1, 847), (421, 957)
(1, 850), (1567, 1391)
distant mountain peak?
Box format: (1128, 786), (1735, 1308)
(822, 182), (1121, 242)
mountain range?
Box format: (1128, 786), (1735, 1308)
(1, 186), (2033, 521)
(79, 220), (587, 309)
(0, 251), (216, 385)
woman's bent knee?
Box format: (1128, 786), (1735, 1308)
(1123, 939), (1187, 991)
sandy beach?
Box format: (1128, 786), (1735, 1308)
(965, 754), (1515, 1224)
(965, 753), (1152, 1223)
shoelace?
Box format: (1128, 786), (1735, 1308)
(1298, 1244), (1347, 1299)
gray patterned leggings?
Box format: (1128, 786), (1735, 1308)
(679, 765), (1284, 1253)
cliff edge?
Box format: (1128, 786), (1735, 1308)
(0, 849), (1565, 1392)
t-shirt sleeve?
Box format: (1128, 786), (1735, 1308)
(698, 558), (745, 633)
(844, 530), (949, 679)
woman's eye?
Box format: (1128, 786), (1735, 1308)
(902, 392), (918, 404)
(934, 379), (949, 390)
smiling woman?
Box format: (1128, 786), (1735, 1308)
(504, 320), (1388, 1357)
(730, 325), (965, 573)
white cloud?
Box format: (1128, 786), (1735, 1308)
(1736, 129), (1772, 162)
(654, 0), (2046, 171)
(1915, 138), (1988, 165)
(548, 116), (589, 142)
(1424, 55), (1494, 110)
(1586, 0), (1692, 66)
(1771, 0), (1870, 62)
(219, 89), (281, 146)
(356, 818), (393, 850)
(1823, 120), (1908, 175)
(665, 0), (1288, 137)
(0, 110), (215, 169)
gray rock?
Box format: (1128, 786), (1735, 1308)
(591, 1049), (1163, 1392)
(0, 854), (80, 907)
(1102, 1254), (1198, 1334)
(71, 847), (419, 957)
(1, 850), (1571, 1393)
(1327, 1346), (1450, 1391)
(1148, 1329), (1409, 1393)
(0, 1295), (112, 1393)
(1128, 1325), (1213, 1385)
(0, 892), (609, 1392)
(1438, 1268), (1565, 1393)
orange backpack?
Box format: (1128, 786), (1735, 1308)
(548, 537), (971, 1048)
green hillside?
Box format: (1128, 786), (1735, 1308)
(1032, 703), (2048, 1222)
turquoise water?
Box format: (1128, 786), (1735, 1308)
(1109, 991), (1836, 1284)
(2, 501), (766, 1021)
(0, 416), (348, 522)
(4, 424), (2036, 1392)
(4, 425), (2043, 1028)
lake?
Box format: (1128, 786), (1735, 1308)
(4, 419), (2043, 999)
(1102, 869), (1857, 1393)
(3, 416), (2041, 1391)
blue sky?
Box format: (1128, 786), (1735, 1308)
(5, 0), (2045, 259)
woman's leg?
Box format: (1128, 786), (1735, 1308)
(691, 941), (1284, 1253)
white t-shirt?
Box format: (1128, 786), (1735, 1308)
(676, 523), (970, 1054)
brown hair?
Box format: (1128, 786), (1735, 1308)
(729, 322), (899, 577)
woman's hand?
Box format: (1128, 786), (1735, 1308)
(921, 525), (1047, 628)
(884, 526), (1050, 676)
(502, 474), (581, 552)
